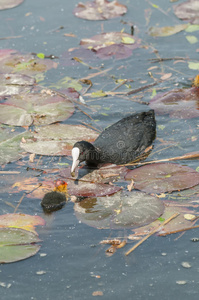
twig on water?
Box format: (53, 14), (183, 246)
(125, 213), (179, 256)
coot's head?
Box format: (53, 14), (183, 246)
(71, 141), (95, 176)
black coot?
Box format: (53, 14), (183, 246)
(71, 110), (156, 175)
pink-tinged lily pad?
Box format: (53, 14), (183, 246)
(0, 53), (57, 75)
(0, 228), (41, 264)
(0, 49), (16, 60)
(0, 92), (74, 126)
(149, 86), (199, 119)
(68, 180), (121, 197)
(0, 0), (24, 10)
(0, 73), (35, 96)
(20, 124), (98, 155)
(125, 163), (199, 194)
(174, 0), (199, 24)
(73, 0), (127, 21)
(60, 164), (128, 183)
(0, 213), (45, 234)
(80, 32), (141, 60)
(0, 128), (31, 165)
(74, 191), (164, 229)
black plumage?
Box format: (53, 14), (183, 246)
(71, 110), (156, 174)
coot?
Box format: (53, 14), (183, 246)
(71, 110), (156, 175)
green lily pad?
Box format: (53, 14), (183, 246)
(20, 124), (98, 155)
(0, 127), (31, 165)
(0, 228), (41, 264)
(0, 92), (74, 126)
(74, 191), (164, 229)
(125, 163), (199, 194)
(0, 53), (57, 75)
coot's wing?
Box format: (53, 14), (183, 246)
(93, 111), (156, 164)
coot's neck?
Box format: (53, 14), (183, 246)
(86, 146), (102, 166)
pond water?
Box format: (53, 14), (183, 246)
(1, 0), (199, 299)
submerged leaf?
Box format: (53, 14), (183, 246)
(125, 163), (199, 194)
(186, 35), (198, 43)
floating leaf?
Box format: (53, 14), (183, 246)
(74, 191), (164, 229)
(0, 73), (35, 96)
(0, 92), (74, 126)
(0, 52), (57, 75)
(121, 36), (135, 44)
(50, 76), (83, 92)
(148, 24), (188, 37)
(68, 180), (121, 197)
(186, 24), (199, 32)
(0, 128), (32, 165)
(186, 35), (198, 43)
(125, 163), (199, 194)
(91, 90), (107, 98)
(73, 0), (127, 21)
(174, 0), (199, 24)
(188, 62), (199, 70)
(37, 53), (45, 59)
(20, 124), (98, 155)
(60, 164), (128, 184)
(0, 0), (24, 10)
(0, 228), (41, 264)
(132, 204), (196, 237)
(149, 86), (199, 119)
(0, 213), (45, 234)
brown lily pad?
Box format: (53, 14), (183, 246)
(73, 0), (127, 21)
(174, 0), (199, 24)
(149, 86), (199, 119)
(80, 32), (141, 60)
(125, 163), (199, 194)
(68, 180), (121, 197)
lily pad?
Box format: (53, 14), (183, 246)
(0, 128), (31, 165)
(74, 191), (164, 229)
(132, 203), (197, 237)
(20, 124), (98, 155)
(0, 73), (35, 96)
(73, 0), (127, 21)
(149, 86), (199, 119)
(0, 213), (45, 234)
(0, 228), (41, 264)
(0, 53), (57, 75)
(174, 0), (199, 24)
(80, 32), (141, 60)
(148, 24), (188, 37)
(125, 163), (199, 194)
(68, 180), (121, 197)
(0, 92), (74, 126)
(0, 0), (24, 10)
